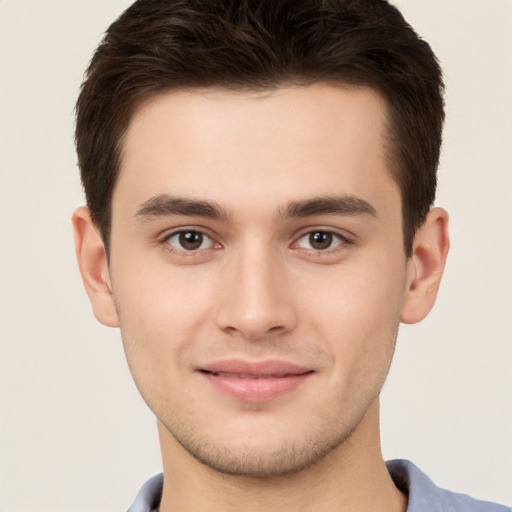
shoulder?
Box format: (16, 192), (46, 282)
(386, 459), (510, 512)
(127, 473), (163, 512)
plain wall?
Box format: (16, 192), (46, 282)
(1, 1), (510, 510)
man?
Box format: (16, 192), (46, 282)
(72, 1), (509, 511)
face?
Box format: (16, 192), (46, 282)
(107, 84), (411, 476)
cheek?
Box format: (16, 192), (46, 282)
(297, 253), (406, 369)
(111, 264), (215, 383)
(114, 258), (213, 326)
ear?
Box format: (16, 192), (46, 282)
(72, 206), (119, 327)
(401, 207), (450, 324)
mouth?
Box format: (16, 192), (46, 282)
(197, 360), (314, 402)
(200, 371), (309, 379)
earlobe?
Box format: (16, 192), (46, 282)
(401, 207), (450, 324)
(72, 206), (119, 328)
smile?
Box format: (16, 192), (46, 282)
(202, 371), (307, 379)
(198, 360), (314, 402)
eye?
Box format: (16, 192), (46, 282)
(295, 230), (346, 251)
(165, 230), (214, 251)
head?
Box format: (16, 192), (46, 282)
(73, 0), (449, 480)
(75, 0), (444, 258)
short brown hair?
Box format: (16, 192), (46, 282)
(76, 0), (444, 255)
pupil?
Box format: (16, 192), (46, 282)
(179, 231), (203, 250)
(310, 231), (332, 250)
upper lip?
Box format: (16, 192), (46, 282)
(198, 359), (312, 377)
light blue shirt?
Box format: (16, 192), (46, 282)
(127, 459), (510, 511)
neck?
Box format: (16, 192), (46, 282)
(157, 400), (407, 512)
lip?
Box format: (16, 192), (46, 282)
(197, 359), (314, 402)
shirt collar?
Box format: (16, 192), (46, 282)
(128, 460), (509, 512)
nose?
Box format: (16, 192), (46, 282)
(215, 247), (297, 340)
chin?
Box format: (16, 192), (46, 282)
(188, 442), (333, 477)
(165, 416), (358, 478)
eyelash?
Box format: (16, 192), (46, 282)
(292, 230), (352, 253)
(158, 227), (353, 257)
(160, 229), (220, 256)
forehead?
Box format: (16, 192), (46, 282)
(114, 84), (398, 218)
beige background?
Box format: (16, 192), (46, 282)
(1, 1), (511, 510)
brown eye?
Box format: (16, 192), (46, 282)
(309, 231), (333, 250)
(179, 231), (203, 250)
(166, 230), (211, 251)
(296, 230), (346, 251)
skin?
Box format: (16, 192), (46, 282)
(73, 84), (449, 511)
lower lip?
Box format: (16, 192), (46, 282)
(200, 372), (312, 402)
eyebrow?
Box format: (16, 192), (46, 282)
(134, 193), (377, 222)
(135, 194), (228, 221)
(282, 195), (377, 219)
